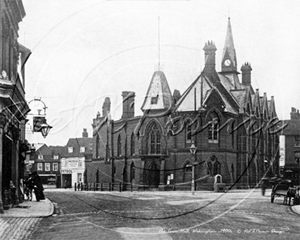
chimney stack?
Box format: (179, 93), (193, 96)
(121, 91), (135, 119)
(203, 41), (217, 73)
(102, 97), (111, 116)
(241, 62), (252, 86)
(82, 128), (88, 138)
(291, 107), (300, 120)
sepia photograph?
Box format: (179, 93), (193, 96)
(1, 0), (300, 239)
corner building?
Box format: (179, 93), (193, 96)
(89, 18), (281, 190)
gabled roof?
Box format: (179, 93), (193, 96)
(62, 137), (93, 158)
(174, 74), (212, 112)
(230, 89), (247, 113)
(141, 71), (173, 111)
(174, 72), (239, 115)
(218, 73), (241, 90)
(251, 90), (261, 117)
(49, 146), (65, 156)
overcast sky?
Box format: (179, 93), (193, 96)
(18, 0), (300, 146)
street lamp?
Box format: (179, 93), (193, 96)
(189, 143), (197, 195)
(27, 98), (52, 138)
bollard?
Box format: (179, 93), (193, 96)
(119, 182), (122, 192)
(74, 183), (77, 191)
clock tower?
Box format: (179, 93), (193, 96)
(221, 18), (238, 73)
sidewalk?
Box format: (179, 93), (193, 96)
(1, 197), (54, 218)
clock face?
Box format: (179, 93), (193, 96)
(224, 59), (231, 66)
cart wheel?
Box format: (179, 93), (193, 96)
(271, 194), (274, 203)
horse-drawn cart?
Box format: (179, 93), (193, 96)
(270, 164), (300, 205)
(271, 180), (300, 205)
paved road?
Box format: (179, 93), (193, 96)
(30, 189), (300, 240)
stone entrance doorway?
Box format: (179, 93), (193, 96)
(144, 161), (160, 188)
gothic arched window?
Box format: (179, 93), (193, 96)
(148, 123), (161, 154)
(130, 162), (135, 182)
(208, 112), (219, 143)
(117, 134), (121, 156)
(130, 133), (135, 156)
(206, 156), (221, 176)
(96, 134), (100, 158)
(186, 119), (192, 143)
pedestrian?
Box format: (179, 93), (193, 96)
(31, 171), (45, 201)
(64, 180), (67, 189)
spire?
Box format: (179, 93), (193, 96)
(221, 17), (237, 72)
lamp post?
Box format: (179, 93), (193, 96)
(189, 143), (197, 195)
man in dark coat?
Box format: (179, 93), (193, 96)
(31, 171), (45, 201)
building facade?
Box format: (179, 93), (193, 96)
(279, 107), (300, 177)
(88, 18), (284, 191)
(60, 129), (93, 188)
(33, 144), (63, 188)
(0, 0), (31, 212)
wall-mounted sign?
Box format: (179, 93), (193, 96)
(279, 135), (285, 167)
(61, 170), (72, 174)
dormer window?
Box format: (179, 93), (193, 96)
(68, 147), (73, 153)
(151, 96), (158, 105)
(53, 155), (59, 160)
(80, 147), (85, 153)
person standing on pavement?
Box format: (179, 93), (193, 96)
(32, 171), (45, 201)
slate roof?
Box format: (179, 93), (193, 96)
(62, 137), (93, 158)
(141, 71), (173, 111)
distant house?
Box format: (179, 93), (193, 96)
(279, 107), (300, 175)
(60, 129), (93, 188)
(33, 144), (63, 188)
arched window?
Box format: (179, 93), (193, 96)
(186, 119), (192, 143)
(148, 123), (161, 154)
(130, 133), (135, 156)
(117, 134), (121, 156)
(208, 112), (219, 143)
(130, 162), (135, 182)
(96, 134), (100, 158)
(206, 156), (221, 176)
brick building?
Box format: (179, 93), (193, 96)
(33, 144), (63, 188)
(0, 0), (31, 212)
(88, 18), (284, 190)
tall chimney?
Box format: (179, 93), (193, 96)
(203, 41), (217, 73)
(122, 91), (135, 119)
(241, 62), (252, 86)
(102, 97), (111, 116)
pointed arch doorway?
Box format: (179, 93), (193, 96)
(144, 160), (160, 188)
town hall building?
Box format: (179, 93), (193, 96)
(87, 18), (284, 191)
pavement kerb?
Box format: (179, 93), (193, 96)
(291, 205), (300, 216)
(0, 198), (55, 218)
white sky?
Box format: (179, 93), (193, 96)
(18, 0), (300, 146)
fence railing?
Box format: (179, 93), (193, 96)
(74, 182), (140, 192)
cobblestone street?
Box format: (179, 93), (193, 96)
(0, 218), (41, 240)
(29, 189), (300, 240)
